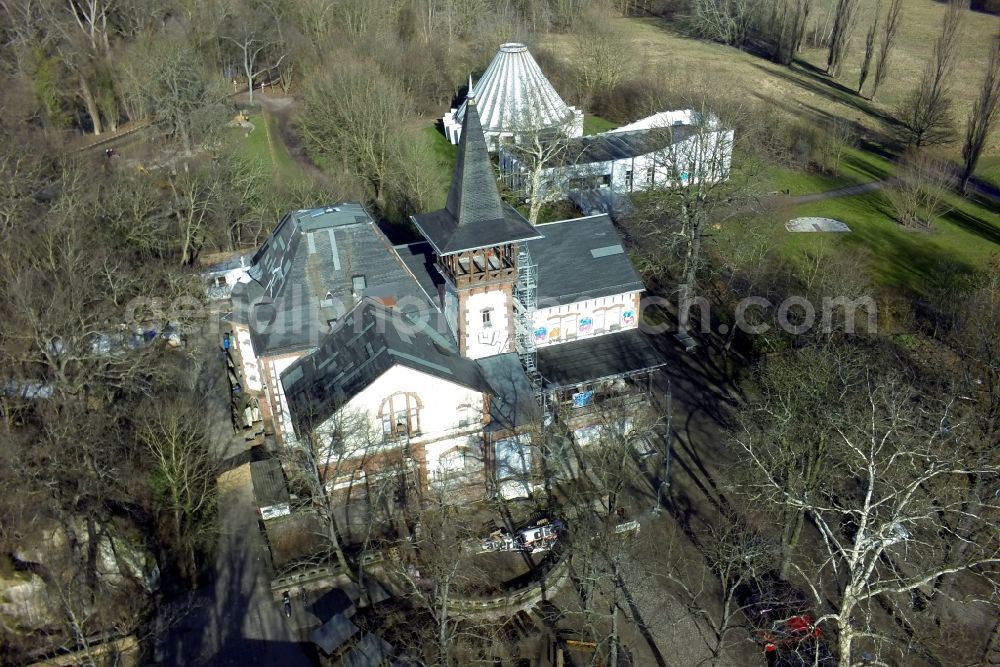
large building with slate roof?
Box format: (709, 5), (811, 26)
(227, 86), (666, 504)
(500, 109), (733, 204)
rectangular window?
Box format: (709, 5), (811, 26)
(409, 406), (420, 434)
(624, 169), (633, 190)
(482, 308), (493, 328)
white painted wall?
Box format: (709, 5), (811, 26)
(530, 292), (641, 348)
(267, 353), (307, 444)
(442, 107), (583, 150)
(537, 128), (733, 196)
(306, 364), (487, 482)
(500, 109), (734, 200)
(231, 323), (264, 393)
(463, 289), (511, 359)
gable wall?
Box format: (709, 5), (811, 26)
(312, 364), (489, 480)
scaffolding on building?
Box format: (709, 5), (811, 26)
(514, 245), (542, 400)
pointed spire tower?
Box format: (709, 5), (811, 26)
(412, 94), (542, 359)
(442, 43), (584, 149)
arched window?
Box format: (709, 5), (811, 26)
(378, 392), (422, 440)
(434, 447), (467, 480)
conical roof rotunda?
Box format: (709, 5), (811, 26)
(442, 43), (583, 151)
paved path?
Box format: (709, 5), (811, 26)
(155, 485), (317, 666)
(154, 335), (317, 666)
(777, 170), (1000, 209)
(786, 180), (885, 205)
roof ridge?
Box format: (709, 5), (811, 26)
(444, 97), (505, 228)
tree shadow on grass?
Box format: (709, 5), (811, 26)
(840, 200), (978, 295)
(942, 201), (1000, 247)
(755, 60), (905, 131)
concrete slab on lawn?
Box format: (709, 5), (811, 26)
(786, 217), (852, 233)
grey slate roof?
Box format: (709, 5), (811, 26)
(537, 329), (667, 390)
(477, 353), (541, 432)
(554, 126), (696, 166)
(526, 215), (645, 306)
(249, 459), (290, 508)
(231, 203), (434, 356)
(343, 633), (393, 667)
(281, 299), (490, 435)
(309, 612), (358, 655)
(413, 98), (541, 255)
(392, 242), (444, 305)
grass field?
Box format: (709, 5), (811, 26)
(755, 145), (896, 196)
(541, 6), (1000, 294)
(229, 111), (302, 184)
(728, 187), (1000, 296)
(584, 115), (617, 135)
(420, 125), (458, 209)
(545, 4), (1000, 162)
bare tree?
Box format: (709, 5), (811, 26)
(280, 405), (399, 574)
(499, 88), (584, 226)
(654, 519), (777, 667)
(884, 149), (953, 229)
(856, 3), (879, 95)
(687, 0), (756, 48)
(869, 0), (902, 102)
(137, 397), (219, 585)
(960, 29), (1000, 193)
(121, 29), (224, 155)
(575, 10), (631, 107)
(826, 0), (861, 79)
(897, 0), (967, 147)
(764, 0), (813, 66)
(379, 490), (487, 667)
(223, 17), (286, 106)
(734, 371), (1000, 664)
(817, 118), (857, 175)
(166, 165), (222, 265)
(629, 97), (748, 335)
(736, 347), (856, 579)
(298, 57), (415, 206)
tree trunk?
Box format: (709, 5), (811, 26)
(528, 166), (544, 226)
(79, 75), (102, 136)
(779, 508), (805, 579)
(677, 206), (702, 332)
(438, 582), (451, 667)
(245, 54), (255, 106)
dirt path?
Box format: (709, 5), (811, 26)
(252, 94), (334, 187)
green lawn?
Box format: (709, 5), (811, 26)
(420, 125), (458, 209)
(741, 189), (1000, 295)
(584, 115), (617, 135)
(229, 111), (302, 184)
(754, 146), (896, 197)
(975, 155), (1000, 190)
